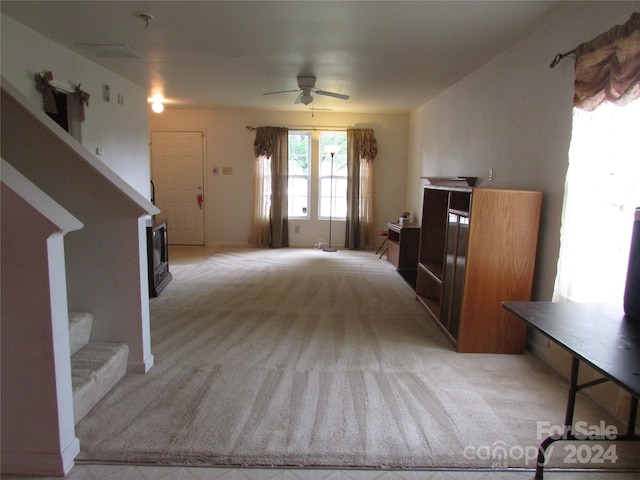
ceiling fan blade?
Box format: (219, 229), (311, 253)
(262, 89), (300, 96)
(315, 89), (350, 100)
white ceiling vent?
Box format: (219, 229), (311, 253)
(78, 44), (142, 59)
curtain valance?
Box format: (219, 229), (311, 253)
(253, 126), (288, 158)
(35, 71), (58, 114)
(574, 12), (640, 111)
(35, 71), (90, 120)
(347, 128), (378, 160)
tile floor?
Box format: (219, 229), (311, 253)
(3, 465), (639, 480)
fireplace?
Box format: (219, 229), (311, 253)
(147, 221), (172, 297)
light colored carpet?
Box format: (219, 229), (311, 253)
(75, 247), (638, 469)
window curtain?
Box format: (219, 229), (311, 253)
(553, 13), (640, 303)
(247, 152), (271, 246)
(573, 12), (640, 111)
(345, 128), (378, 249)
(248, 127), (289, 248)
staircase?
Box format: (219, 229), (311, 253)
(69, 312), (128, 424)
(2, 79), (157, 477)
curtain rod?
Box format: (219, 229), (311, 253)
(246, 125), (349, 132)
(549, 48), (577, 68)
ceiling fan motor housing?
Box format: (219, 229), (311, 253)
(297, 76), (317, 90)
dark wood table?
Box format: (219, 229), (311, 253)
(502, 302), (640, 479)
(386, 222), (420, 271)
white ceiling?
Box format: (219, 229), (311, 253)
(2, 1), (563, 113)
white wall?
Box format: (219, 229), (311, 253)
(1, 14), (151, 199)
(149, 109), (409, 248)
(407, 2), (640, 420)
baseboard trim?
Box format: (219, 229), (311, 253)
(127, 353), (154, 373)
(1, 436), (80, 476)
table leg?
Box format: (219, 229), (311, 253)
(564, 356), (580, 428)
(534, 357), (581, 480)
(627, 396), (638, 436)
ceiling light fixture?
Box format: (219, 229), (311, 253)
(300, 92), (313, 105)
(151, 100), (164, 113)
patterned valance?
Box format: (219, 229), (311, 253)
(35, 71), (57, 114)
(35, 71), (91, 120)
(574, 12), (640, 111)
(253, 126), (288, 158)
(347, 128), (378, 160)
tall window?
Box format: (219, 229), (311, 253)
(319, 132), (347, 219)
(554, 98), (640, 303)
(288, 132), (310, 218)
(286, 131), (347, 220)
(260, 156), (272, 217)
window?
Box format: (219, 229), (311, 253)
(319, 132), (347, 219)
(288, 132), (310, 218)
(286, 131), (347, 220)
(554, 98), (640, 304)
(261, 156), (272, 216)
(35, 74), (84, 142)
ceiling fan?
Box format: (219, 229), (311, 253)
(263, 75), (350, 105)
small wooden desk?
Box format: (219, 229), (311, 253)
(502, 301), (640, 479)
(387, 222), (420, 271)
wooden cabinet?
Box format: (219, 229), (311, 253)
(387, 222), (420, 270)
(416, 186), (542, 353)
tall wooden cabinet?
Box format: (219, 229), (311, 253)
(416, 186), (542, 353)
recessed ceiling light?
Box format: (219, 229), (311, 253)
(78, 44), (142, 59)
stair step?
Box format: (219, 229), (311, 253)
(69, 312), (92, 355)
(71, 342), (128, 425)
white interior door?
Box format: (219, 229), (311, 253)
(151, 131), (205, 245)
